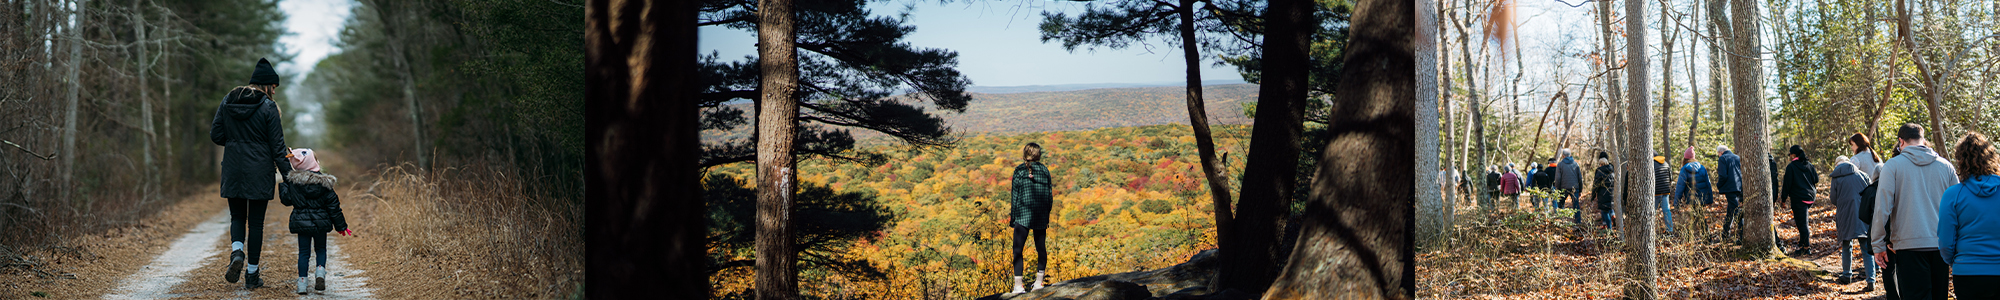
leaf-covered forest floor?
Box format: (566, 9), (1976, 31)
(1420, 182), (1912, 299)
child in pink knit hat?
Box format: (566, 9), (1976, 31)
(279, 148), (347, 294)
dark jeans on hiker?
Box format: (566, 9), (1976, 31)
(1956, 275), (2000, 299)
(297, 232), (328, 277)
(1722, 192), (1744, 240)
(1893, 249), (1950, 300)
(1791, 198), (1811, 251)
(229, 198), (269, 265)
(1011, 226), (1046, 277)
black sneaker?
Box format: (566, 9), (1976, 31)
(225, 250), (244, 283)
(245, 271), (263, 289)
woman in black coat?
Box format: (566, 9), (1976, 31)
(209, 58), (292, 289)
(1782, 145), (1820, 254)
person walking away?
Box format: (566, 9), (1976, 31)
(1784, 145), (1821, 255)
(1594, 152), (1617, 230)
(1873, 123), (1960, 300)
(1717, 145), (1746, 242)
(1540, 158), (1558, 210)
(1676, 147), (1715, 207)
(1558, 149), (1584, 224)
(1653, 155), (1675, 236)
(1009, 143), (1056, 294)
(1485, 166), (1502, 209)
(1939, 132), (2000, 299)
(1830, 155), (1876, 291)
(210, 58), (292, 289)
(1502, 166), (1522, 211)
(278, 149), (351, 295)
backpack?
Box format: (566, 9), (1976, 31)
(1859, 181), (1879, 224)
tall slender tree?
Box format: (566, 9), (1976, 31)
(1621, 0), (1659, 298)
(1730, 0), (1775, 255)
(1219, 0), (1311, 292)
(1418, 0), (1444, 249)
(754, 0), (801, 298)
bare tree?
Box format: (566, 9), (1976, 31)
(1417, 0), (1444, 250)
(1730, 0), (1775, 255)
(63, 0), (85, 207)
(1621, 0), (1659, 298)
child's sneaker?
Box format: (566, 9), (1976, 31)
(314, 267), (327, 291)
(296, 277), (310, 295)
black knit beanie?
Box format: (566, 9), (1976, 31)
(1788, 145), (1807, 160)
(249, 58), (279, 85)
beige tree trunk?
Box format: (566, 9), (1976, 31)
(1598, 0), (1625, 229)
(755, 0), (801, 297)
(1659, 3), (1675, 157)
(1730, 0), (1776, 256)
(1417, 0), (1444, 250)
(133, 0), (158, 202)
(1622, 0), (1659, 298)
(1177, 0), (1234, 252)
(63, 0), (85, 206)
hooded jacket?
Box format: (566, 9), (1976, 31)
(1716, 150), (1743, 193)
(1830, 161), (1872, 240)
(1594, 163), (1616, 211)
(1941, 174), (2000, 275)
(210, 88), (292, 200)
(1500, 171), (1521, 195)
(1011, 161), (1054, 229)
(1872, 145), (1960, 253)
(280, 169), (346, 234)
(1557, 156), (1582, 191)
(1782, 157), (1819, 204)
(1676, 161), (1714, 205)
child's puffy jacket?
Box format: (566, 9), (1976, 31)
(281, 169), (348, 234)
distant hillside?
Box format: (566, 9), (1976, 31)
(700, 83), (1259, 143)
(963, 79), (1248, 94)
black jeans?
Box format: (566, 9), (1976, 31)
(1956, 275), (2000, 299)
(1791, 200), (1811, 249)
(228, 198), (268, 265)
(297, 232), (328, 277)
(1892, 249), (1950, 300)
(1011, 225), (1046, 277)
(1722, 192), (1743, 239)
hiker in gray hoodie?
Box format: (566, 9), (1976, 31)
(1830, 156), (1875, 291)
(1872, 123), (1961, 299)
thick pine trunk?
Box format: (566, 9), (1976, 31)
(1261, 0), (1414, 297)
(1218, 0), (1309, 291)
(1730, 0), (1776, 256)
(1622, 0), (1659, 298)
(582, 0), (706, 297)
(1177, 0), (1234, 251)
(1416, 0), (1443, 251)
(755, 0), (801, 297)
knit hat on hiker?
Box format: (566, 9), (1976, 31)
(1683, 147), (1696, 162)
(288, 148), (320, 172)
(249, 58), (279, 85)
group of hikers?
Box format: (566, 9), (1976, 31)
(1448, 123), (2000, 299)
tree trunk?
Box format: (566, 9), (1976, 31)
(1218, 0), (1309, 291)
(755, 0), (801, 297)
(1659, 2), (1675, 157)
(1730, 0), (1776, 256)
(1896, 0), (1948, 152)
(63, 0), (84, 206)
(1707, 0), (1731, 131)
(134, 0), (158, 202)
(1439, 8), (1457, 222)
(1598, 0), (1624, 229)
(1622, 0), (1659, 298)
(582, 0), (707, 298)
(1177, 0), (1234, 253)
(1416, 0), (1444, 251)
(372, 1), (427, 170)
(1452, 0), (1482, 210)
(1261, 0), (1414, 297)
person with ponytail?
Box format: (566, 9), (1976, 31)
(209, 58), (291, 289)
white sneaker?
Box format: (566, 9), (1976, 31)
(295, 277), (310, 295)
(313, 267), (327, 291)
(1010, 276), (1025, 294)
(1033, 271), (1046, 290)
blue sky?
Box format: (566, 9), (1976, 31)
(698, 0), (1246, 87)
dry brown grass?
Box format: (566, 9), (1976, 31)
(358, 162), (583, 298)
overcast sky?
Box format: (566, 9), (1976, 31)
(698, 0), (1246, 87)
